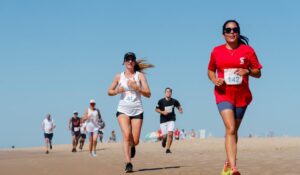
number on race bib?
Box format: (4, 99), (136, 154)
(224, 68), (243, 85)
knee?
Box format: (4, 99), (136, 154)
(226, 126), (236, 135)
(168, 132), (173, 137)
(123, 133), (131, 142)
(133, 139), (139, 146)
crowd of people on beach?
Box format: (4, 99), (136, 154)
(41, 20), (262, 175)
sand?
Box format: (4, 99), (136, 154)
(1, 137), (300, 175)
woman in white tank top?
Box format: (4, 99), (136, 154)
(82, 99), (101, 157)
(108, 52), (153, 173)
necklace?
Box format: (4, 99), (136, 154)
(228, 49), (236, 56)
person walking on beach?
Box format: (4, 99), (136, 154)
(41, 114), (56, 154)
(155, 87), (183, 154)
(82, 99), (103, 157)
(108, 52), (153, 173)
(68, 111), (81, 152)
(208, 20), (262, 175)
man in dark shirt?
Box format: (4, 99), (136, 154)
(69, 111), (81, 152)
(155, 87), (183, 153)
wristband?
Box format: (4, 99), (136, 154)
(247, 68), (252, 75)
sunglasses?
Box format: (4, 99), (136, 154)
(125, 57), (136, 62)
(224, 27), (239, 34)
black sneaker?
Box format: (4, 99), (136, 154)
(166, 149), (172, 154)
(131, 146), (136, 158)
(125, 163), (133, 173)
(162, 138), (167, 148)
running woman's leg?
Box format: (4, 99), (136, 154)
(130, 118), (143, 158)
(131, 118), (143, 146)
(88, 133), (93, 154)
(220, 109), (238, 169)
(93, 132), (98, 153)
(118, 114), (132, 163)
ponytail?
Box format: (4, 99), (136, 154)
(134, 59), (154, 73)
(239, 35), (249, 45)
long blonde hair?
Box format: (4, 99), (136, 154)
(134, 59), (154, 73)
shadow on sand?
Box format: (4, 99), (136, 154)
(137, 165), (182, 172)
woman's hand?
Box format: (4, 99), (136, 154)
(212, 78), (225, 86)
(116, 86), (125, 94)
(235, 68), (250, 76)
(127, 79), (140, 91)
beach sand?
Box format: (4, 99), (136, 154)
(1, 137), (300, 175)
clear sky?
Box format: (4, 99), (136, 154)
(1, 0), (299, 148)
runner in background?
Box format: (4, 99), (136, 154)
(155, 87), (183, 154)
(41, 114), (56, 154)
(82, 99), (102, 157)
(68, 111), (81, 152)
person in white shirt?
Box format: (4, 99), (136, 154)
(82, 99), (102, 157)
(108, 52), (153, 173)
(41, 114), (56, 154)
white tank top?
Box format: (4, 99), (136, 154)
(117, 71), (143, 116)
(85, 108), (100, 132)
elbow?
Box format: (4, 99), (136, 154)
(108, 90), (114, 96)
(146, 93), (151, 98)
(254, 71), (262, 78)
(145, 91), (151, 98)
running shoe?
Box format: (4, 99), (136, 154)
(166, 149), (172, 154)
(221, 169), (231, 175)
(131, 146), (136, 158)
(162, 138), (167, 148)
(92, 151), (97, 157)
(221, 161), (231, 175)
(125, 163), (133, 173)
(231, 167), (241, 175)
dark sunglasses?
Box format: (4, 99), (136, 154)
(125, 57), (136, 62)
(224, 27), (239, 34)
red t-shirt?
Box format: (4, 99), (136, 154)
(208, 44), (262, 107)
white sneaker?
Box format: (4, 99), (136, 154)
(92, 151), (97, 157)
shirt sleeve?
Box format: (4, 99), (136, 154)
(208, 49), (217, 71)
(156, 100), (162, 110)
(248, 47), (263, 70)
(174, 100), (181, 108)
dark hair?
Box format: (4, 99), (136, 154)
(222, 20), (249, 45)
(165, 87), (172, 92)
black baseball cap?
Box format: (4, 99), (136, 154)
(124, 52), (136, 62)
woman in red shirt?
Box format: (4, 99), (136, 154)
(208, 20), (262, 175)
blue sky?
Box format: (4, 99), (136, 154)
(1, 0), (299, 148)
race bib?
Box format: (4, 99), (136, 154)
(74, 127), (80, 132)
(125, 91), (136, 102)
(224, 68), (242, 85)
(165, 106), (173, 113)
